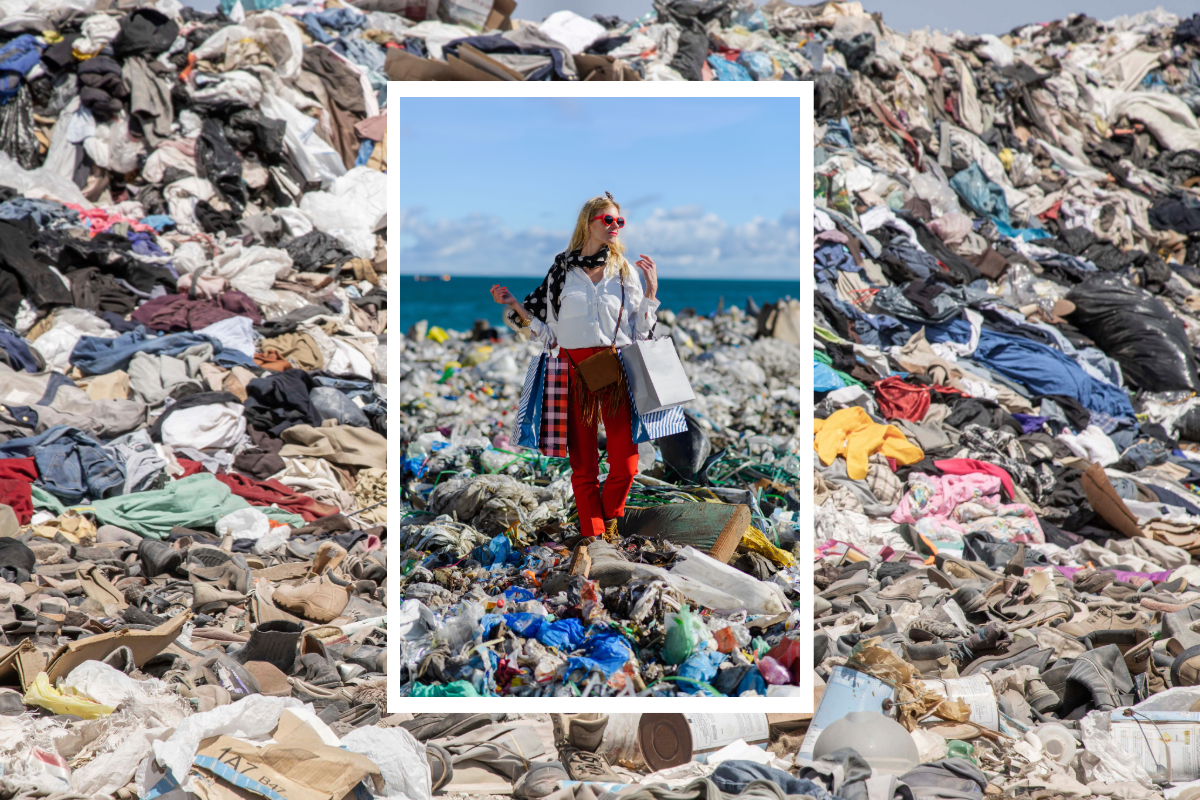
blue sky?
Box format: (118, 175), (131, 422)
(399, 97), (801, 279)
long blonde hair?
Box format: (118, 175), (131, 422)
(567, 195), (631, 281)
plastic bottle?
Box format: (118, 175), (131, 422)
(1032, 723), (1076, 766)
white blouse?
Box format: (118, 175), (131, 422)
(529, 268), (660, 351)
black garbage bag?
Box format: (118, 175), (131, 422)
(114, 8), (180, 59)
(1175, 406), (1200, 443)
(833, 33), (875, 72)
(225, 108), (286, 162)
(196, 118), (247, 213)
(652, 0), (734, 81)
(657, 410), (711, 483)
(812, 71), (852, 121)
(1066, 274), (1200, 393)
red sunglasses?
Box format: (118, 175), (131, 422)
(590, 214), (625, 228)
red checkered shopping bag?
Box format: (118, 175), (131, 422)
(539, 354), (568, 458)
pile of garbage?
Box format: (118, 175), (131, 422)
(812, 1), (1200, 796)
(0, 0), (393, 793)
(396, 302), (803, 697)
(377, 0), (824, 82)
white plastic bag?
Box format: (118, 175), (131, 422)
(537, 10), (606, 54)
(668, 546), (789, 616)
(340, 726), (432, 800)
(300, 167), (387, 259)
(216, 507), (271, 541)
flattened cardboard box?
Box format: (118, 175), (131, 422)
(192, 710), (382, 800)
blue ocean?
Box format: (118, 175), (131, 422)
(399, 275), (800, 334)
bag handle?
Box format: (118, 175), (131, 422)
(607, 283), (625, 351)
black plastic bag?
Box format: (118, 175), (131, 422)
(114, 8), (180, 59)
(196, 118), (247, 213)
(833, 33), (875, 72)
(658, 411), (711, 483)
(1066, 274), (1199, 392)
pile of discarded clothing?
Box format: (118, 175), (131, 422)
(812, 1), (1200, 795)
(396, 302), (802, 697)
(0, 0), (390, 790)
(377, 0), (821, 82)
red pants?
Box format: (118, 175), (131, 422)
(562, 347), (639, 538)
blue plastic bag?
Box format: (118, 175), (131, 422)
(564, 631), (634, 679)
(950, 162), (1009, 224)
(537, 618), (585, 651)
(738, 52), (776, 81)
(677, 650), (727, 692)
(707, 55), (752, 81)
(503, 586), (536, 603)
(815, 360), (845, 393)
(731, 6), (768, 30)
(487, 534), (514, 568)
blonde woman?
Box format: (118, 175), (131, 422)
(491, 192), (659, 539)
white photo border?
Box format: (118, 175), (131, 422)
(387, 80), (814, 713)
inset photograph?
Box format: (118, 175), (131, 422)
(390, 87), (807, 703)
(811, 0), (1200, 788)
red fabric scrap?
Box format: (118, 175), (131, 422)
(934, 458), (1016, 499)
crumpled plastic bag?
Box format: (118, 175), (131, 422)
(216, 506), (271, 540)
(147, 694), (304, 790)
(1080, 709), (1154, 788)
(340, 725), (431, 800)
(70, 710), (173, 798)
(60, 661), (190, 726)
(22, 672), (114, 718)
(664, 605), (712, 665)
(300, 166), (386, 259)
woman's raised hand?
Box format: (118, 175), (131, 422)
(490, 284), (515, 305)
(635, 255), (657, 299)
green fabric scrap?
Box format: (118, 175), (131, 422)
(71, 473), (303, 539)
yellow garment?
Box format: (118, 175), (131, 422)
(814, 407), (923, 480)
(23, 672), (114, 718)
(739, 525), (796, 568)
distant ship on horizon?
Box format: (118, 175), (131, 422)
(413, 275), (451, 282)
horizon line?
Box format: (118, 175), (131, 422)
(397, 273), (801, 281)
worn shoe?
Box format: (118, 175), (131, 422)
(273, 574), (351, 623)
(514, 762), (569, 800)
(551, 713), (608, 752)
(229, 620), (303, 673)
(309, 542), (349, 579)
(1057, 607), (1152, 638)
(1025, 677), (1059, 714)
(242, 661), (292, 697)
(560, 749), (617, 781)
(327, 642), (385, 672)
(138, 539), (184, 578)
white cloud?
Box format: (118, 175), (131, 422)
(399, 205), (800, 279)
